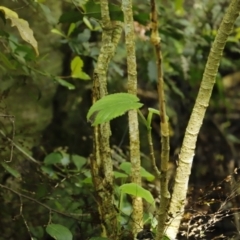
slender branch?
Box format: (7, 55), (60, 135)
(0, 129), (40, 165)
(149, 0), (170, 239)
(122, 0), (143, 235)
(90, 0), (123, 238)
(166, 1), (240, 239)
(0, 184), (89, 220)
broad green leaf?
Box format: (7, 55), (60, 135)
(119, 183), (155, 207)
(70, 56), (90, 80)
(140, 167), (155, 182)
(87, 93), (143, 126)
(114, 171), (128, 179)
(46, 224), (72, 240)
(78, 71), (91, 80)
(54, 77), (75, 90)
(44, 152), (62, 165)
(119, 162), (131, 175)
(119, 162), (155, 181)
(71, 155), (87, 170)
(1, 162), (21, 179)
(0, 6), (39, 56)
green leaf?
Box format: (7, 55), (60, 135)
(119, 162), (131, 175)
(140, 167), (155, 182)
(87, 93), (143, 126)
(82, 177), (93, 184)
(70, 56), (90, 80)
(54, 77), (75, 90)
(67, 23), (76, 37)
(0, 6), (39, 56)
(44, 152), (62, 165)
(83, 16), (93, 30)
(46, 224), (72, 240)
(114, 171), (128, 179)
(0, 52), (16, 69)
(71, 155), (87, 170)
(51, 28), (66, 38)
(1, 162), (21, 179)
(119, 183), (155, 207)
(119, 162), (155, 181)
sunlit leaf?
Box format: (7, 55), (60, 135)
(87, 93), (143, 126)
(0, 6), (39, 56)
(46, 224), (72, 240)
(119, 183), (155, 207)
(70, 56), (91, 80)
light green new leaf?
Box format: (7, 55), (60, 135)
(71, 56), (90, 80)
(119, 183), (155, 207)
(46, 224), (72, 240)
(0, 6), (39, 56)
(87, 93), (143, 126)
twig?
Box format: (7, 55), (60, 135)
(0, 184), (90, 220)
(0, 129), (41, 165)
